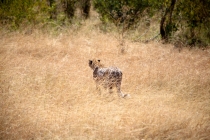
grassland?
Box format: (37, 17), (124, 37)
(0, 16), (210, 139)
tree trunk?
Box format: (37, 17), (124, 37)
(81, 0), (91, 19)
(160, 0), (176, 41)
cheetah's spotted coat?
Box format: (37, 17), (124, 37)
(89, 59), (127, 98)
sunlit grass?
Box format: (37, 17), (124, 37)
(0, 17), (210, 139)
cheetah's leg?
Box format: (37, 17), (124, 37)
(116, 82), (126, 98)
(95, 83), (101, 94)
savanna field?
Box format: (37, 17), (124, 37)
(0, 15), (210, 139)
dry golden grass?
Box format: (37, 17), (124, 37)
(0, 17), (210, 139)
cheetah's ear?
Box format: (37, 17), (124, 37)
(98, 60), (100, 62)
(89, 60), (92, 64)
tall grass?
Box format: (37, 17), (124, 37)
(0, 17), (210, 139)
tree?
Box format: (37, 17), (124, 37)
(93, 0), (150, 29)
(94, 0), (210, 47)
(160, 0), (176, 41)
(175, 0), (210, 46)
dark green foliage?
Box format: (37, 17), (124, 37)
(0, 0), (58, 28)
(62, 0), (77, 18)
(175, 0), (210, 46)
(93, 0), (150, 29)
(0, 0), (35, 27)
(0, 0), (91, 28)
(155, 0), (210, 46)
(93, 0), (210, 47)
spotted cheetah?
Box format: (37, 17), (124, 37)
(89, 59), (127, 98)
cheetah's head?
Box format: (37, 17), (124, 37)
(89, 59), (103, 70)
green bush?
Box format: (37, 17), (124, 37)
(93, 0), (210, 47)
(93, 0), (150, 29)
(0, 0), (91, 29)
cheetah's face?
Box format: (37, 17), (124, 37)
(89, 59), (101, 70)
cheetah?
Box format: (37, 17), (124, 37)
(89, 59), (127, 98)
